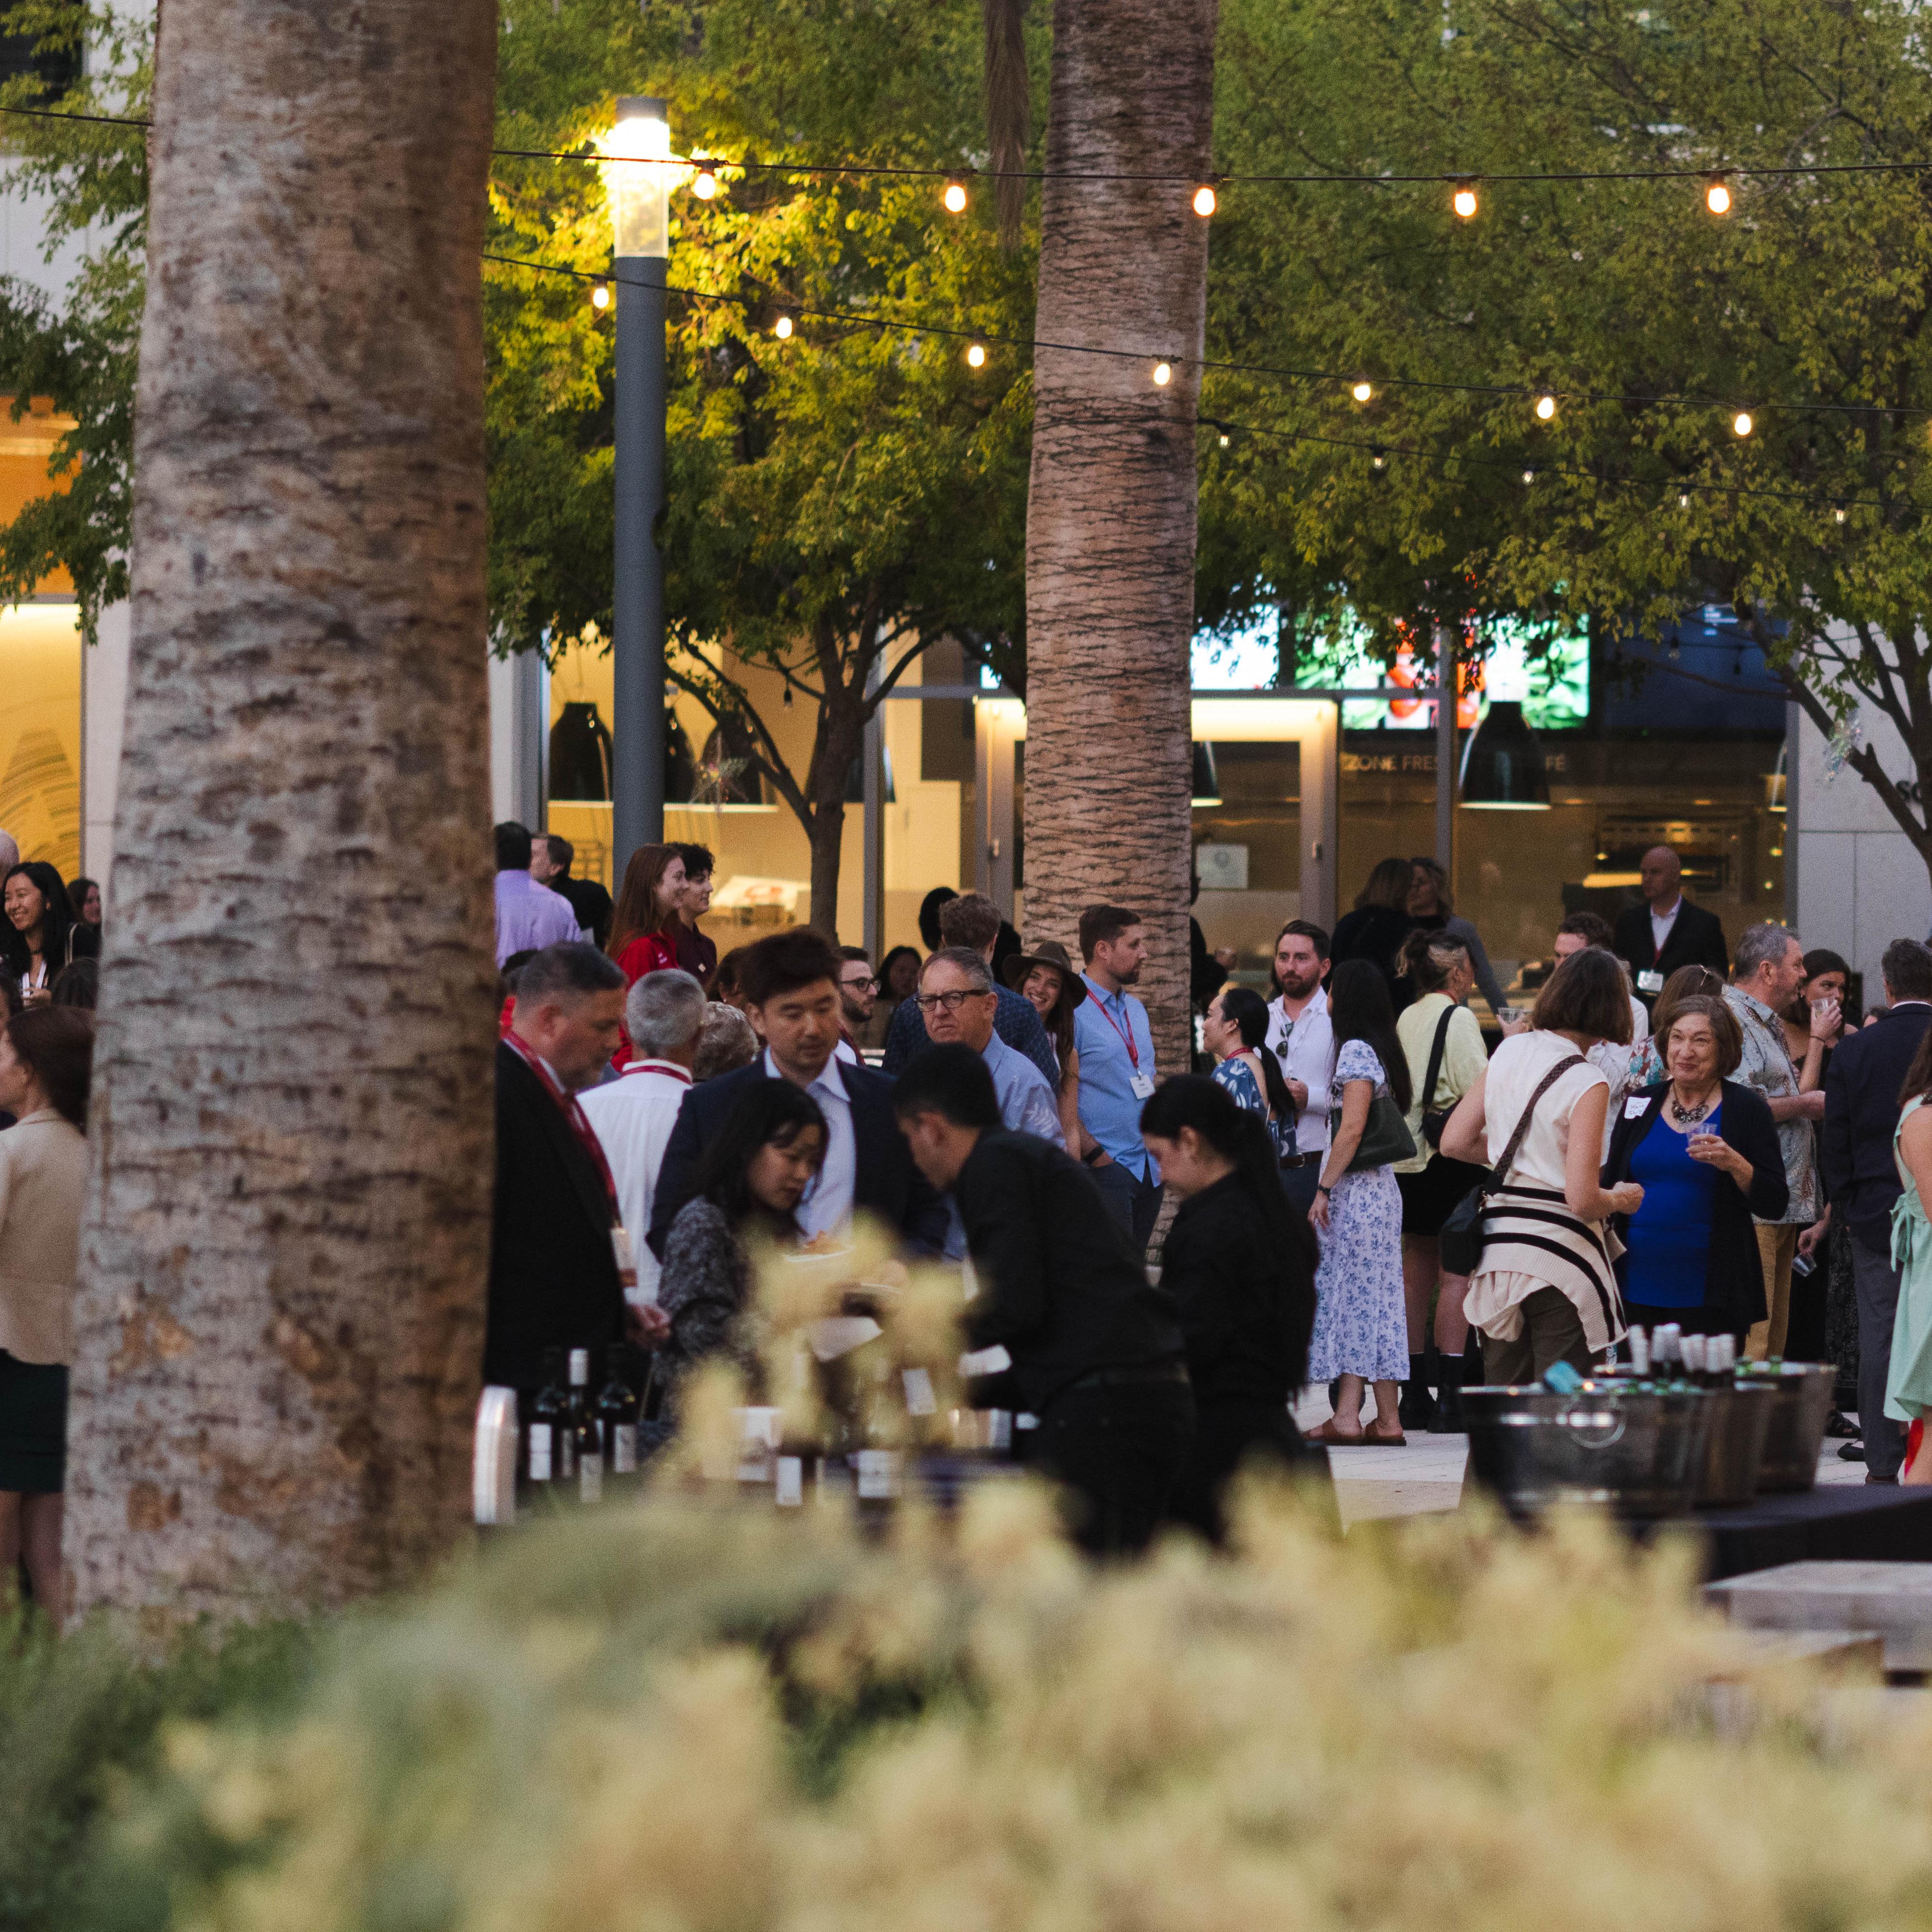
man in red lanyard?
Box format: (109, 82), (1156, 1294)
(485, 943), (669, 1395)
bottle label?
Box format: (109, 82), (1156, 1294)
(902, 1368), (936, 1416)
(579, 1452), (603, 1505)
(855, 1449), (901, 1500)
(775, 1455), (804, 1506)
(528, 1423), (553, 1483)
(612, 1424), (637, 1475)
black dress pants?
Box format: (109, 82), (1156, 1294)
(1167, 1397), (1303, 1545)
(1033, 1378), (1195, 1555)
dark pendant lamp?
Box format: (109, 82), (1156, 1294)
(1458, 699), (1550, 809)
(1191, 739), (1222, 807)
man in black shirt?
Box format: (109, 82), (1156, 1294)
(531, 833), (614, 952)
(893, 1044), (1192, 1553)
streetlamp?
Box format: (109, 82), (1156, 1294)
(607, 95), (670, 874)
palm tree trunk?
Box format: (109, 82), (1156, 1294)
(1022, 0), (1216, 1073)
(64, 0), (499, 1627)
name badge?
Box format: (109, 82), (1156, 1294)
(1624, 1096), (1651, 1119)
(1130, 1072), (1156, 1099)
(1637, 969), (1665, 994)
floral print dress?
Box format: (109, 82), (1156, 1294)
(1307, 1040), (1409, 1383)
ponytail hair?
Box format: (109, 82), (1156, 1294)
(1138, 1075), (1317, 1383)
(1400, 926), (1469, 996)
(1216, 983), (1295, 1124)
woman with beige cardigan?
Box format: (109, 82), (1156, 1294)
(0, 1005), (92, 1616)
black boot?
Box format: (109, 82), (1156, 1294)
(1398, 1351), (1437, 1430)
(1429, 1352), (1465, 1432)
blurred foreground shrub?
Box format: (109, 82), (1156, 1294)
(14, 1479), (1932, 1932)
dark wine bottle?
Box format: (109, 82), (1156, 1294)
(569, 1348), (600, 1502)
(595, 1344), (640, 1489)
(528, 1347), (568, 1486)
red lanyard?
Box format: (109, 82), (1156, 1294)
(1082, 977), (1140, 1069)
(504, 1033), (621, 1221)
(622, 1059), (692, 1086)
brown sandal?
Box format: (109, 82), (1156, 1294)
(1307, 1417), (1367, 1446)
(1362, 1422), (1408, 1447)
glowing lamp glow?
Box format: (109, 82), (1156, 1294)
(605, 96), (671, 258)
(1835, 506), (1848, 523)
(1733, 410), (1754, 437)
(1192, 183), (1217, 217)
(773, 314), (793, 340)
(1451, 184), (1479, 219)
(1352, 380), (1373, 402)
(591, 282), (611, 311)
(966, 342), (986, 368)
(1522, 468), (1535, 484)
(692, 164), (719, 201)
(1706, 179), (1731, 215)
(942, 180), (968, 214)
(1535, 393), (1556, 420)
(1153, 361), (1173, 386)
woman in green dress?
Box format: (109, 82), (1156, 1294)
(1888, 1030), (1932, 1485)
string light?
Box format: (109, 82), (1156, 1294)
(1679, 492), (1690, 507)
(1733, 410), (1753, 437)
(590, 282), (610, 311)
(1371, 446), (1387, 470)
(1451, 182), (1479, 219)
(966, 342), (986, 368)
(1535, 393), (1556, 420)
(1705, 175), (1731, 215)
(691, 162), (719, 201)
(1835, 504), (1848, 523)
(1153, 361), (1173, 386)
(1218, 432), (1231, 447)
(942, 179), (968, 214)
(1522, 467), (1535, 483)
(1192, 183), (1217, 217)
(773, 313), (793, 339)
(1351, 380), (1373, 403)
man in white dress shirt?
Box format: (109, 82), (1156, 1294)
(1263, 920), (1333, 1213)
(579, 968), (707, 1304)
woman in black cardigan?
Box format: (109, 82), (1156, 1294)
(1602, 994), (1789, 1341)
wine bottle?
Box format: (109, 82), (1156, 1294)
(569, 1348), (601, 1502)
(1627, 1326), (1651, 1375)
(528, 1348), (568, 1486)
(595, 1345), (641, 1489)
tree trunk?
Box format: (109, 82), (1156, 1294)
(803, 696), (866, 941)
(65, 0), (499, 1629)
(1021, 0), (1216, 1072)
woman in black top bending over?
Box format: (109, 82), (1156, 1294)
(1141, 1076), (1321, 1543)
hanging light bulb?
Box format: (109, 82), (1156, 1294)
(1535, 393), (1556, 421)
(1153, 361), (1173, 386)
(1371, 446), (1387, 471)
(1192, 183), (1217, 217)
(1834, 504), (1848, 523)
(692, 162), (720, 201)
(1705, 176), (1731, 216)
(591, 282), (611, 311)
(942, 179), (968, 214)
(1733, 409), (1753, 437)
(782, 683), (794, 708)
(1218, 432), (1230, 447)
(1522, 467), (1535, 484)
(1679, 492), (1690, 508)
(1451, 182), (1479, 220)
(773, 314), (793, 340)
(1352, 380), (1373, 403)
(966, 342), (987, 368)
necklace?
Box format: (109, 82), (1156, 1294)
(1667, 1086), (1718, 1126)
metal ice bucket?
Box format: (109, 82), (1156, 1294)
(1461, 1383), (1709, 1519)
(1744, 1363), (1837, 1492)
(1687, 1381), (1778, 1508)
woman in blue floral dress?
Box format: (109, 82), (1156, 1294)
(1306, 960), (1413, 1445)
(1205, 984), (1296, 1159)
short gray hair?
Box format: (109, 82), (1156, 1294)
(920, 945), (994, 993)
(625, 968), (706, 1057)
(1734, 922), (1799, 982)
(693, 1001), (760, 1081)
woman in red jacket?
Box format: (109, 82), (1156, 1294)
(605, 844), (689, 1068)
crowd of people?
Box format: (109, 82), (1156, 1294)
(12, 812), (1932, 1611)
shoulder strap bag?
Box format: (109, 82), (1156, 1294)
(1345, 1092), (1417, 1172)
(1438, 1052), (1587, 1277)
(1419, 1005), (1457, 1148)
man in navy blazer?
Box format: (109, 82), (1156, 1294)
(649, 927), (949, 1259)
(1822, 937), (1932, 1481)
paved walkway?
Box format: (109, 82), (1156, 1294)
(1295, 1390), (1870, 1529)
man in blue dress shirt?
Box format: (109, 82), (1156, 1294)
(881, 891), (1057, 1085)
(1072, 904), (1162, 1246)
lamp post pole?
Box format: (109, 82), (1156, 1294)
(611, 94), (670, 878)
(1434, 620), (1455, 873)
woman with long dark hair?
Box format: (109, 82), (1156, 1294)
(1328, 856), (1416, 1012)
(1005, 938), (1085, 1149)
(1203, 983), (1296, 1159)
(1305, 960), (1414, 1444)
(1141, 1075), (1319, 1541)
(649, 1080), (828, 1451)
(0, 1006), (94, 1616)
(2, 861), (95, 1005)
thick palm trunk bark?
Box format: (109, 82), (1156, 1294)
(65, 0), (498, 1627)
(1022, 0), (1216, 1072)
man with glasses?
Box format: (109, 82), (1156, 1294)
(915, 946), (1065, 1147)
(836, 945), (878, 1061)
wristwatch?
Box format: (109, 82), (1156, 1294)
(1082, 1146), (1106, 1167)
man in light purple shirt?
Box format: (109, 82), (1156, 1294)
(493, 821), (578, 967)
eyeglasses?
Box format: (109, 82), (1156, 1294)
(915, 988), (993, 1012)
(842, 973), (878, 992)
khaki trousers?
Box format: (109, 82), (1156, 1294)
(1746, 1223), (1798, 1360)
(1479, 1288), (1595, 1384)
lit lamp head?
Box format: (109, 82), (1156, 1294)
(607, 95), (671, 259)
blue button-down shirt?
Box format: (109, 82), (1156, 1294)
(984, 1030), (1065, 1150)
(1073, 976), (1157, 1178)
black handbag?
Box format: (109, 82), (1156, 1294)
(1346, 1092), (1417, 1172)
(1438, 1052), (1586, 1277)
(1419, 1005), (1457, 1148)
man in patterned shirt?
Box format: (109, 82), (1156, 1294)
(1724, 923), (1826, 1359)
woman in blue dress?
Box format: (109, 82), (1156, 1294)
(1305, 961), (1414, 1445)
(1204, 984), (1296, 1160)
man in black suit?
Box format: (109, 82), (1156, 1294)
(648, 927), (949, 1258)
(487, 942), (668, 1390)
(1612, 845), (1731, 1009)
(1822, 937), (1932, 1481)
